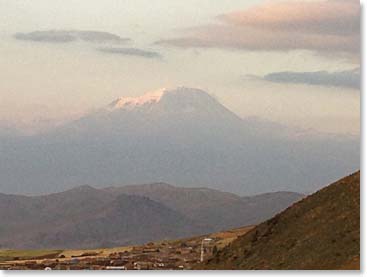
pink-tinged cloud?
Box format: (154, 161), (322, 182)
(157, 0), (360, 55)
(221, 0), (359, 36)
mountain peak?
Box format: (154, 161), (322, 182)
(108, 88), (167, 110)
(107, 87), (217, 111)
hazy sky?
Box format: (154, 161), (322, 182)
(0, 0), (360, 135)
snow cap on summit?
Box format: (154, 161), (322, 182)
(109, 88), (167, 110)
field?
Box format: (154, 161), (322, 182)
(0, 249), (62, 262)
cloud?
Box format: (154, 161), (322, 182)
(260, 68), (360, 89)
(13, 30), (162, 60)
(97, 47), (162, 59)
(157, 0), (359, 56)
(14, 30), (130, 44)
(220, 0), (359, 37)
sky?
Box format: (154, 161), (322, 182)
(0, 0), (360, 135)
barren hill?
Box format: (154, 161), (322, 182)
(106, 184), (303, 232)
(202, 171), (360, 270)
(0, 186), (198, 249)
(0, 184), (302, 249)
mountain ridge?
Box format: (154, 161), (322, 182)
(0, 183), (303, 249)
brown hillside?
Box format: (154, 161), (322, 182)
(0, 184), (302, 249)
(202, 171), (360, 270)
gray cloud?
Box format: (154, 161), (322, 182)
(97, 47), (162, 59)
(14, 30), (130, 44)
(262, 68), (360, 89)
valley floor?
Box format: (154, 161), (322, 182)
(0, 226), (253, 270)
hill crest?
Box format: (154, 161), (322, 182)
(202, 171), (360, 270)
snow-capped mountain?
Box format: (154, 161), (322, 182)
(106, 87), (242, 118)
(0, 87), (359, 195)
(108, 88), (166, 110)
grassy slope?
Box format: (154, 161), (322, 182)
(202, 172), (360, 270)
(0, 249), (61, 262)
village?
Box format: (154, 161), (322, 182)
(1, 238), (215, 270)
(0, 226), (253, 270)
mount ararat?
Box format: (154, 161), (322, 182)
(0, 87), (359, 195)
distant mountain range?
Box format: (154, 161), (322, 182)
(0, 87), (359, 195)
(202, 171), (360, 270)
(0, 184), (303, 249)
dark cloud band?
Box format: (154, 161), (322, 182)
(263, 68), (360, 89)
(14, 30), (130, 44)
(97, 47), (162, 59)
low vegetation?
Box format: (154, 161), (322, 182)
(201, 172), (360, 270)
(0, 249), (61, 262)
